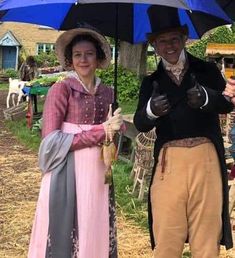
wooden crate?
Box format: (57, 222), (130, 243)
(3, 103), (27, 121)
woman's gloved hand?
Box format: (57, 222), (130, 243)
(103, 106), (123, 132)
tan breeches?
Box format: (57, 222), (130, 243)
(150, 142), (223, 258)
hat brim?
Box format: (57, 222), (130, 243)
(147, 25), (188, 42)
(55, 28), (111, 70)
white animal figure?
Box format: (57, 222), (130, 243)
(6, 78), (27, 108)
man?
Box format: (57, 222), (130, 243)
(134, 5), (233, 258)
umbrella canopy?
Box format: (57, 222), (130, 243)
(0, 0), (190, 9)
(0, 0), (232, 107)
(0, 0), (232, 43)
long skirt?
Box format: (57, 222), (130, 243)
(28, 122), (110, 258)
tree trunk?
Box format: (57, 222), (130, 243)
(119, 41), (147, 78)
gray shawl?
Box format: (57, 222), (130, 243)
(39, 130), (75, 258)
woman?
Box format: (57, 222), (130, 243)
(19, 55), (38, 82)
(28, 26), (123, 258)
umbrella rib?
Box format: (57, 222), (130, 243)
(186, 11), (200, 38)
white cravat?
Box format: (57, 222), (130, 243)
(162, 50), (186, 80)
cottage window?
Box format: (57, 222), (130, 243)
(37, 43), (55, 54)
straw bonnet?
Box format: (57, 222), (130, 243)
(147, 5), (188, 42)
(55, 26), (111, 69)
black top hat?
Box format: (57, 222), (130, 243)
(147, 5), (188, 41)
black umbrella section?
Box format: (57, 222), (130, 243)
(61, 3), (134, 43)
(216, 0), (235, 21)
(188, 10), (231, 37)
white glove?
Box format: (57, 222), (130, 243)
(103, 106), (123, 132)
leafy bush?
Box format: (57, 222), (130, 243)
(96, 65), (141, 102)
(32, 118), (43, 133)
(34, 52), (59, 68)
(30, 75), (60, 86)
(3, 68), (19, 79)
(187, 25), (235, 60)
(208, 26), (235, 44)
(147, 55), (157, 72)
(187, 38), (208, 60)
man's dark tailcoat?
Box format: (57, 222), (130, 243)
(134, 53), (234, 250)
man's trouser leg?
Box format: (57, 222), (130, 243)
(151, 143), (222, 258)
(187, 142), (222, 258)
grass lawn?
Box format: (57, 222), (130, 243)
(120, 99), (138, 114)
(5, 119), (41, 152)
(0, 82), (8, 90)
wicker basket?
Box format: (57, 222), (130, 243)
(134, 129), (156, 169)
(131, 129), (156, 200)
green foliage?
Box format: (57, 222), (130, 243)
(187, 25), (235, 60)
(0, 82), (8, 90)
(120, 99), (137, 114)
(187, 38), (208, 60)
(30, 75), (60, 86)
(207, 26), (235, 44)
(3, 68), (19, 79)
(5, 119), (41, 151)
(32, 118), (43, 133)
(147, 55), (157, 72)
(34, 52), (59, 67)
(96, 65), (141, 102)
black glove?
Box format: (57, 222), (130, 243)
(187, 74), (206, 109)
(150, 81), (171, 116)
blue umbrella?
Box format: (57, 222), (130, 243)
(0, 0), (232, 106)
(0, 0), (232, 43)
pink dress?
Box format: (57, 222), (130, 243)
(28, 75), (117, 258)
